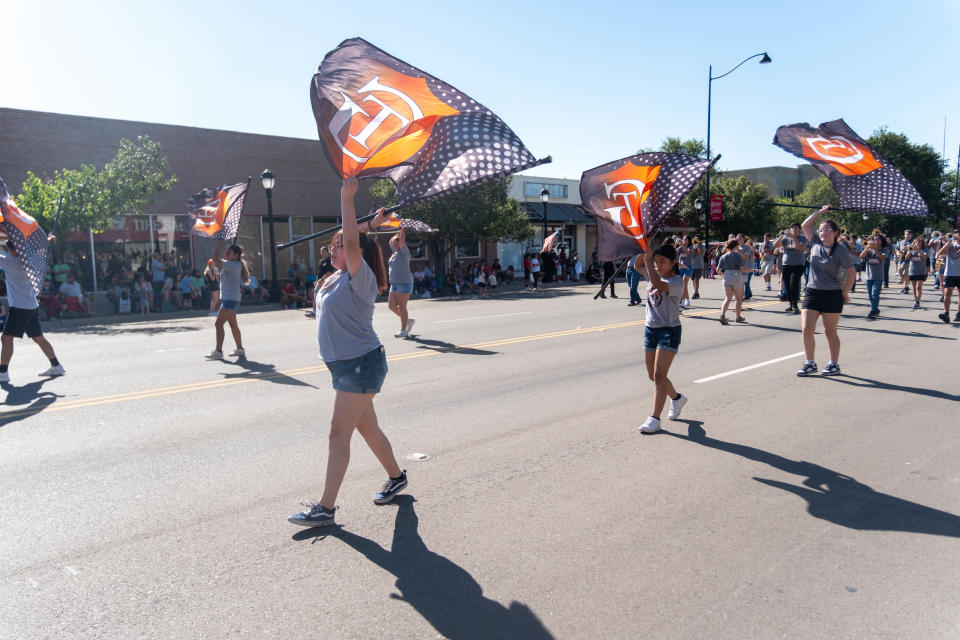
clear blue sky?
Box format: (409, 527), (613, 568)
(6, 0), (959, 179)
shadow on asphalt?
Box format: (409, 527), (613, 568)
(59, 323), (203, 336)
(404, 336), (498, 356)
(0, 378), (64, 427)
(292, 495), (554, 639)
(820, 375), (959, 402)
(219, 358), (317, 388)
(836, 325), (955, 340)
(423, 284), (585, 304)
(663, 421), (960, 539)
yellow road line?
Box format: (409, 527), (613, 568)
(0, 300), (780, 419)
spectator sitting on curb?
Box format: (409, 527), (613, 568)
(39, 276), (62, 320)
(58, 272), (90, 315)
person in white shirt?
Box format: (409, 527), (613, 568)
(58, 272), (90, 313)
(0, 237), (65, 383)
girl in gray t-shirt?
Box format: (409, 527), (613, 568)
(638, 244), (688, 435)
(207, 240), (251, 360)
(796, 206), (856, 377)
(387, 226), (415, 338)
(288, 178), (407, 529)
(936, 232), (960, 322)
(859, 234), (888, 317)
(903, 238), (929, 309)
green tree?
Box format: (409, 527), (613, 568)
(369, 177), (533, 274)
(15, 136), (176, 235)
(708, 176), (772, 238)
(638, 137), (719, 228)
(867, 127), (948, 226)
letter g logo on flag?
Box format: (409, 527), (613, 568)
(801, 135), (882, 176)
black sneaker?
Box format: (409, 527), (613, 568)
(821, 362), (841, 376)
(913, 301), (920, 309)
(719, 316), (729, 325)
(940, 312), (950, 323)
(785, 306), (795, 313)
(796, 362), (818, 376)
(793, 306), (800, 315)
(955, 313), (960, 322)
(692, 293), (700, 299)
(374, 470), (408, 505)
(288, 502), (337, 527)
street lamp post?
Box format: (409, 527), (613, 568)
(540, 187), (550, 245)
(260, 169), (279, 302)
(705, 52), (771, 249)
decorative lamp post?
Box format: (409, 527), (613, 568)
(705, 52), (771, 250)
(260, 169), (279, 302)
(540, 187), (549, 246)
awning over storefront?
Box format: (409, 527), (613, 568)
(520, 202), (592, 224)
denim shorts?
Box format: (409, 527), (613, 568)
(390, 283), (413, 295)
(325, 346), (388, 394)
(219, 299), (240, 311)
(644, 325), (682, 352)
(678, 266), (693, 278)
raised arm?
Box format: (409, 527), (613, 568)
(801, 205), (831, 242)
(341, 178), (388, 277)
(211, 239), (225, 268)
(643, 250), (669, 292)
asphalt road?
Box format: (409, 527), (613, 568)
(2, 276), (959, 639)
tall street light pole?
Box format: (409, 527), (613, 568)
(261, 169), (279, 302)
(540, 187), (550, 245)
(705, 52), (772, 249)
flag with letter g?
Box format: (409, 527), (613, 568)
(580, 153), (713, 261)
(0, 176), (49, 297)
(311, 37), (548, 208)
(773, 119), (928, 216)
(185, 180), (250, 240)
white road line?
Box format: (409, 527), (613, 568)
(693, 352), (804, 384)
(436, 311), (533, 324)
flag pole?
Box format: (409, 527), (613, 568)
(593, 258), (630, 300)
(51, 194), (64, 235)
(276, 156), (554, 250)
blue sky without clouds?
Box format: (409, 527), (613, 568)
(5, 0), (959, 179)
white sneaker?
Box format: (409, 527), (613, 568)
(39, 364), (66, 377)
(206, 350), (224, 359)
(405, 318), (415, 334)
(639, 416), (661, 434)
(0, 371), (9, 383)
(667, 394), (688, 420)
(680, 299), (690, 308)
(394, 329), (408, 338)
(229, 348), (246, 358)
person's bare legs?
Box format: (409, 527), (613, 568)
(720, 286), (734, 317)
(355, 403), (402, 478)
(222, 311), (242, 349)
(319, 390), (375, 509)
(734, 288), (745, 318)
(801, 309), (820, 361)
(912, 279), (923, 304)
(646, 349), (677, 418)
(31, 336), (57, 360)
(821, 312), (841, 362)
(214, 312), (227, 351)
(1, 335), (14, 367)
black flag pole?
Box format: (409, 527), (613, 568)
(51, 194), (63, 235)
(593, 258), (630, 300)
(277, 156), (553, 250)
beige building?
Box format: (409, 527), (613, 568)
(724, 164), (821, 201)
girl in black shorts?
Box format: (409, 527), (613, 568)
(796, 206), (856, 377)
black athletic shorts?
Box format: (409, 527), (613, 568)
(943, 276), (960, 288)
(2, 307), (43, 338)
(909, 274), (927, 282)
(802, 288), (844, 314)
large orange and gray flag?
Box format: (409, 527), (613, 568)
(773, 119), (927, 216)
(311, 38), (548, 207)
(580, 154), (713, 261)
(0, 176), (49, 296)
(185, 179), (250, 240)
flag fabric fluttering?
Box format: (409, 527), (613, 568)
(580, 153), (713, 261)
(376, 215), (436, 233)
(541, 229), (561, 254)
(773, 119), (928, 217)
(311, 37), (548, 208)
(0, 176), (50, 297)
(185, 180), (251, 240)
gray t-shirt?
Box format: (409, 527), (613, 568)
(807, 234), (854, 291)
(943, 242), (960, 277)
(316, 261), (381, 362)
(718, 251), (745, 285)
(388, 244), (413, 285)
(219, 261), (243, 302)
(151, 258), (165, 283)
(0, 253), (39, 310)
(780, 235), (808, 266)
(689, 246), (705, 269)
(906, 249), (929, 277)
(761, 241), (776, 264)
(863, 247), (887, 282)
(677, 246), (691, 268)
(645, 274), (683, 329)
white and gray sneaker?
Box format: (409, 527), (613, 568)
(374, 470), (408, 505)
(288, 502), (337, 527)
(0, 371), (9, 383)
(229, 347), (246, 358)
(394, 329), (409, 338)
(667, 394), (688, 420)
(206, 350), (224, 360)
(405, 318), (415, 335)
(39, 364), (66, 377)
(639, 416), (662, 434)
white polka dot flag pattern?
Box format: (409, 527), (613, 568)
(378, 216), (436, 233)
(773, 119), (928, 217)
(185, 180), (251, 240)
(311, 38), (548, 208)
(580, 153), (713, 262)
(0, 175), (50, 297)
